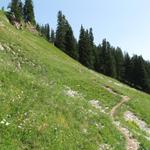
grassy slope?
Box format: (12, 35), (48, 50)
(0, 11), (150, 149)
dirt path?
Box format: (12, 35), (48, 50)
(111, 96), (139, 150)
(104, 86), (139, 150)
(110, 96), (129, 117)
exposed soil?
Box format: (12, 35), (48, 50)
(105, 86), (140, 150)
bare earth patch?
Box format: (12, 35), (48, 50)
(110, 96), (129, 117)
(113, 121), (139, 150)
(110, 92), (139, 150)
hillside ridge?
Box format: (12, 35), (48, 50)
(0, 11), (150, 149)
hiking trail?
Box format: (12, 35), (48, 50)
(104, 86), (139, 150)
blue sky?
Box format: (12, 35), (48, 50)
(1, 0), (150, 60)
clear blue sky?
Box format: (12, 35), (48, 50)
(1, 0), (150, 61)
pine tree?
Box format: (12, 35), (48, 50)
(98, 39), (107, 74)
(130, 55), (150, 92)
(55, 11), (67, 51)
(1, 7), (5, 11)
(78, 26), (92, 68)
(145, 61), (150, 81)
(40, 25), (45, 36)
(36, 23), (40, 32)
(18, 0), (23, 18)
(9, 0), (23, 22)
(114, 47), (124, 80)
(55, 10), (78, 59)
(65, 25), (78, 59)
(23, 0), (35, 24)
(78, 26), (86, 65)
(123, 53), (132, 83)
(45, 24), (50, 41)
(94, 45), (102, 72)
(86, 29), (94, 68)
(105, 43), (116, 77)
(89, 28), (94, 46)
(88, 28), (95, 68)
(98, 39), (116, 77)
(50, 29), (55, 44)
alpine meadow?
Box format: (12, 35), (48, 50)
(0, 0), (150, 150)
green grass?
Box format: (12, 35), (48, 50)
(0, 11), (150, 149)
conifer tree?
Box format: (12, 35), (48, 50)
(36, 23), (40, 32)
(78, 26), (93, 68)
(65, 25), (78, 59)
(45, 24), (50, 41)
(94, 45), (102, 72)
(23, 0), (35, 24)
(78, 26), (86, 65)
(55, 11), (78, 59)
(50, 29), (55, 44)
(55, 11), (67, 51)
(130, 55), (150, 92)
(1, 7), (5, 11)
(145, 61), (150, 82)
(89, 28), (94, 46)
(18, 0), (23, 17)
(9, 0), (23, 22)
(98, 39), (116, 77)
(88, 28), (95, 68)
(85, 29), (94, 68)
(123, 53), (132, 83)
(106, 43), (116, 77)
(114, 47), (124, 80)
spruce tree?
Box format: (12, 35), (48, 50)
(98, 39), (116, 77)
(130, 55), (150, 92)
(55, 11), (67, 51)
(105, 43), (116, 77)
(36, 23), (40, 32)
(78, 26), (86, 66)
(114, 47), (124, 80)
(89, 28), (94, 46)
(65, 25), (78, 59)
(123, 53), (132, 83)
(45, 24), (50, 41)
(9, 0), (23, 22)
(89, 28), (95, 68)
(23, 0), (35, 24)
(85, 29), (94, 68)
(98, 39), (107, 74)
(40, 25), (45, 36)
(1, 7), (5, 11)
(94, 45), (102, 72)
(145, 61), (150, 82)
(18, 0), (23, 18)
(50, 29), (55, 44)
(55, 10), (78, 59)
(78, 26), (93, 68)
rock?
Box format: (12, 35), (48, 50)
(89, 100), (106, 114)
(0, 43), (4, 51)
(124, 111), (150, 135)
(66, 89), (78, 97)
(99, 144), (112, 150)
